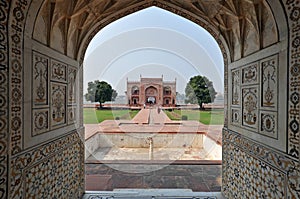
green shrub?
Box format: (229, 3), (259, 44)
(181, 115), (188, 120)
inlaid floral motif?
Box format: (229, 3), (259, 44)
(68, 67), (77, 104)
(33, 109), (49, 136)
(242, 63), (258, 84)
(242, 87), (258, 129)
(261, 56), (277, 108)
(232, 69), (240, 105)
(51, 59), (67, 82)
(260, 112), (277, 138)
(33, 51), (48, 106)
(50, 83), (66, 128)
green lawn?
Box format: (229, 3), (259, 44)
(84, 108), (139, 124)
(165, 109), (224, 125)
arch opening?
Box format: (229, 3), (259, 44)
(24, 0), (287, 196)
(82, 6), (225, 192)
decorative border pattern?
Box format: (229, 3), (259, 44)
(9, 0), (30, 155)
(285, 0), (300, 159)
(0, 1), (9, 198)
(10, 132), (85, 198)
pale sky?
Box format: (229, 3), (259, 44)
(83, 6), (224, 96)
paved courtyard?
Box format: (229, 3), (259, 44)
(85, 163), (222, 192)
(85, 107), (223, 191)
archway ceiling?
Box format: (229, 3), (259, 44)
(33, 0), (278, 62)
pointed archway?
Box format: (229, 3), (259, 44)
(2, 0), (299, 198)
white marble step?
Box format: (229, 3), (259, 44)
(83, 189), (225, 199)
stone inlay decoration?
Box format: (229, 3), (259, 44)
(231, 69), (240, 106)
(68, 106), (76, 124)
(242, 63), (258, 84)
(242, 87), (258, 130)
(9, 0), (30, 155)
(285, 0), (300, 159)
(50, 82), (66, 128)
(68, 66), (77, 105)
(260, 111), (277, 138)
(223, 129), (300, 198)
(32, 51), (49, 106)
(51, 59), (67, 82)
(32, 109), (49, 136)
(231, 109), (240, 126)
(261, 56), (277, 108)
(0, 1), (9, 197)
(230, 55), (279, 139)
(10, 132), (84, 198)
(31, 51), (77, 135)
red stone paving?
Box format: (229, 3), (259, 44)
(132, 108), (150, 124)
(85, 163), (222, 192)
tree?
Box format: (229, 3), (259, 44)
(85, 80), (117, 108)
(185, 75), (217, 109)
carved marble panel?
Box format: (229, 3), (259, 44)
(260, 111), (277, 139)
(68, 66), (77, 105)
(231, 109), (241, 126)
(242, 62), (258, 85)
(32, 51), (49, 106)
(50, 82), (66, 128)
(68, 106), (76, 125)
(242, 87), (258, 130)
(261, 55), (278, 109)
(51, 59), (67, 82)
(32, 109), (49, 136)
(231, 69), (240, 106)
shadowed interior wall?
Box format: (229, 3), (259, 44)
(0, 0), (299, 198)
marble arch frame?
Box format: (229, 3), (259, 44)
(2, 0), (299, 198)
